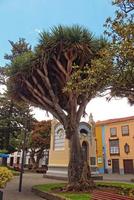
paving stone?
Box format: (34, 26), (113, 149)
(3, 172), (66, 200)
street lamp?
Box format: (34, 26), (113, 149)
(18, 114), (30, 192)
(18, 126), (27, 192)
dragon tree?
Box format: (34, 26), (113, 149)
(7, 25), (112, 191)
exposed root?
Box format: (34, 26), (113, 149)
(64, 180), (96, 192)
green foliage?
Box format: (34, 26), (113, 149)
(96, 182), (134, 189)
(34, 183), (66, 192)
(0, 167), (13, 188)
(39, 25), (94, 47)
(4, 38), (31, 62)
(7, 51), (36, 76)
(97, 181), (134, 197)
(7, 25), (110, 113)
(103, 1), (134, 104)
(0, 91), (34, 153)
(0, 38), (34, 153)
(62, 193), (90, 200)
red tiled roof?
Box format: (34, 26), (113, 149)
(96, 116), (134, 125)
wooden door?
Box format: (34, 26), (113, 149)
(112, 159), (119, 173)
(123, 159), (133, 174)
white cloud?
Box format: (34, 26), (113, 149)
(33, 97), (134, 122)
(85, 97), (134, 122)
(34, 28), (42, 34)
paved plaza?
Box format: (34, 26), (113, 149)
(3, 173), (65, 200)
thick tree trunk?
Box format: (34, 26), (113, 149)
(30, 151), (42, 169)
(66, 126), (95, 191)
(35, 157), (40, 169)
(30, 152), (37, 169)
(68, 128), (83, 183)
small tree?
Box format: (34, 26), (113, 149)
(0, 91), (34, 165)
(28, 120), (51, 169)
(0, 38), (34, 166)
(103, 0), (134, 104)
(7, 25), (112, 191)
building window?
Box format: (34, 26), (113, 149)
(110, 127), (117, 137)
(124, 143), (130, 154)
(109, 139), (119, 155)
(54, 124), (65, 150)
(121, 125), (129, 136)
(90, 157), (96, 165)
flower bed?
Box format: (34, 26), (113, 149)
(96, 182), (134, 197)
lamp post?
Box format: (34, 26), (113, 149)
(18, 125), (27, 192)
(18, 114), (30, 192)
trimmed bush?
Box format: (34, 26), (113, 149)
(0, 167), (13, 188)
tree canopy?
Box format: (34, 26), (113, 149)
(8, 26), (111, 129)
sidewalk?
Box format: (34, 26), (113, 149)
(3, 172), (65, 200)
(103, 174), (134, 183)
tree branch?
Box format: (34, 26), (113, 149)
(53, 56), (69, 78)
(76, 96), (89, 124)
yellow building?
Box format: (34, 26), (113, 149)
(47, 117), (97, 178)
(96, 116), (134, 174)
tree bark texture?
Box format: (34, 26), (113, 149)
(66, 125), (95, 191)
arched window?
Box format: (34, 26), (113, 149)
(54, 124), (65, 150)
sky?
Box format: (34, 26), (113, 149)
(0, 0), (133, 121)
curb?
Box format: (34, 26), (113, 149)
(32, 187), (68, 200)
(43, 174), (103, 181)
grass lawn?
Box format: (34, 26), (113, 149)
(34, 183), (91, 200)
